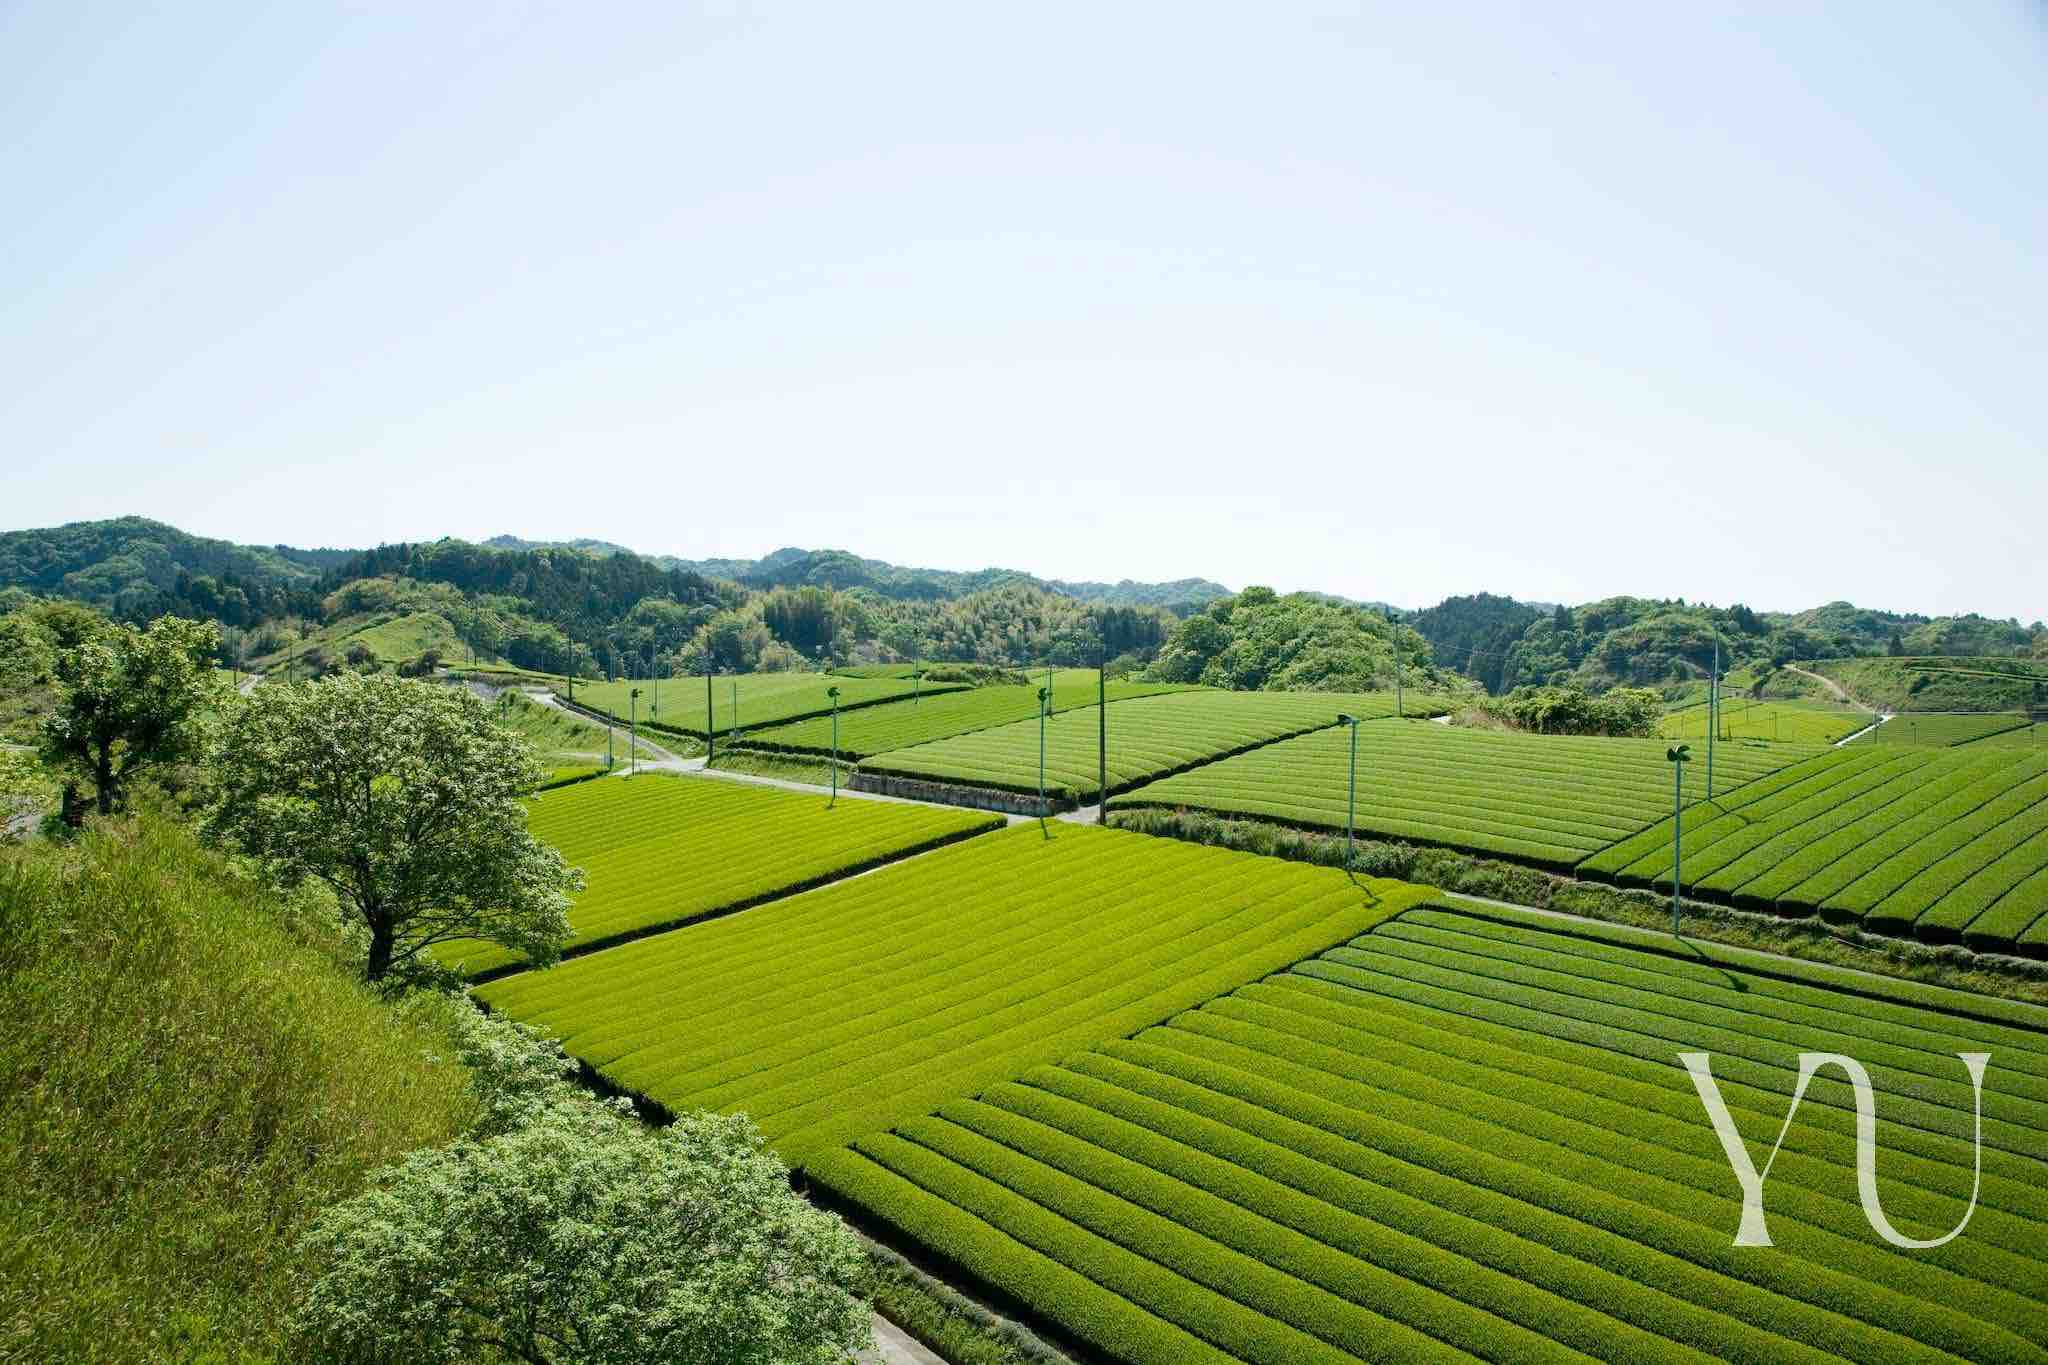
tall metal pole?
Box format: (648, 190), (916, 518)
(827, 685), (841, 807)
(1668, 744), (1690, 934)
(629, 688), (641, 777)
(1037, 685), (1049, 821)
(1706, 638), (1718, 801)
(1338, 715), (1358, 868)
(1395, 649), (1404, 719)
(1097, 635), (1108, 825)
(705, 659), (715, 764)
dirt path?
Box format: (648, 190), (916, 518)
(1784, 663), (1866, 709)
(528, 690), (690, 769)
(858, 1316), (945, 1365)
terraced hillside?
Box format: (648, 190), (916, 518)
(861, 690), (1445, 805)
(476, 824), (1430, 1163)
(1110, 720), (1817, 867)
(566, 671), (970, 738)
(744, 669), (1195, 758)
(812, 900), (2048, 1365)
(1583, 748), (2048, 953)
(441, 775), (1001, 975)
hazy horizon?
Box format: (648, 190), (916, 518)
(5, 4), (2042, 619)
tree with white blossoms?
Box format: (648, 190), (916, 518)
(206, 672), (581, 987)
(294, 1008), (873, 1365)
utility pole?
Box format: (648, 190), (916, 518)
(1668, 744), (1691, 934)
(1097, 628), (1108, 825)
(629, 687), (642, 777)
(827, 685), (841, 807)
(1336, 715), (1360, 869)
(1706, 638), (1719, 802)
(705, 658), (715, 764)
(1037, 685), (1050, 823)
(731, 678), (739, 739)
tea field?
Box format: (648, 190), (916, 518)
(1658, 698), (1869, 746)
(475, 824), (1430, 1163)
(1109, 720), (1816, 866)
(441, 774), (1001, 975)
(812, 900), (2048, 1365)
(564, 671), (969, 738)
(743, 669), (1194, 758)
(1583, 748), (2048, 953)
(860, 690), (1445, 805)
(1853, 713), (2037, 748)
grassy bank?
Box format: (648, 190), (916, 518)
(0, 814), (478, 1362)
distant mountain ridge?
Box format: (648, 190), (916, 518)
(488, 537), (1235, 610)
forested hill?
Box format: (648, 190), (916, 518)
(1409, 592), (2044, 694)
(0, 516), (351, 624)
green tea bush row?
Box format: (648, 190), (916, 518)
(744, 671), (1192, 759)
(477, 824), (1429, 1163)
(440, 774), (1000, 974)
(1109, 720), (1813, 866)
(862, 689), (1438, 803)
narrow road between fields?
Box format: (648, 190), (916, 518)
(1779, 663), (1891, 746)
(858, 1315), (946, 1365)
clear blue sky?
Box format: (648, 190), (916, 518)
(3, 3), (2041, 619)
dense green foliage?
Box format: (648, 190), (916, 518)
(863, 689), (1439, 804)
(673, 544), (1230, 612)
(0, 814), (479, 1362)
(0, 515), (335, 624)
(1146, 587), (1462, 695)
(814, 903), (2048, 1365)
(296, 1009), (871, 1365)
(478, 824), (1429, 1165)
(1475, 683), (1663, 736)
(1406, 592), (1542, 692)
(1583, 748), (2048, 952)
(443, 774), (1001, 974)
(207, 673), (582, 985)
(1660, 697), (1871, 745)
(1111, 719), (1812, 866)
(743, 669), (1195, 758)
(41, 613), (224, 815)
(1817, 657), (2048, 713)
(569, 670), (970, 738)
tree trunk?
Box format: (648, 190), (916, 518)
(366, 918), (395, 982)
(94, 748), (114, 816)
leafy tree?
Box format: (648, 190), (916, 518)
(41, 614), (223, 816)
(1887, 629), (1907, 657)
(205, 672), (580, 986)
(294, 1009), (871, 1365)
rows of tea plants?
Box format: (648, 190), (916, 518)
(1582, 748), (2048, 953)
(476, 824), (1429, 1163)
(1658, 698), (1869, 745)
(563, 671), (968, 737)
(1108, 720), (1814, 866)
(860, 690), (1442, 804)
(1853, 712), (2037, 748)
(743, 669), (1194, 758)
(440, 774), (1001, 975)
(811, 900), (2048, 1365)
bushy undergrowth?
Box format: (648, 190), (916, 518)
(0, 813), (479, 1362)
(1108, 807), (2048, 1006)
(710, 747), (856, 787)
(865, 1243), (1070, 1365)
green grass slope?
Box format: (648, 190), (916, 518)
(0, 816), (477, 1362)
(1658, 698), (1868, 745)
(743, 669), (1197, 759)
(811, 900), (2048, 1365)
(1110, 720), (1816, 868)
(862, 690), (1447, 804)
(1853, 713), (2034, 748)
(477, 823), (1430, 1166)
(1817, 658), (2048, 713)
